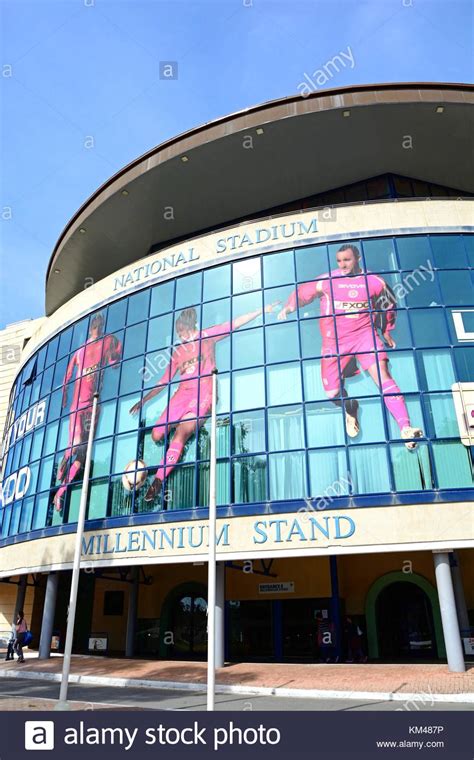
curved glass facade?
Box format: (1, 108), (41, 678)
(1, 232), (473, 539)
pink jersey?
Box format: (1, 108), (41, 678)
(286, 270), (396, 341)
(158, 321), (232, 386)
(65, 334), (122, 408)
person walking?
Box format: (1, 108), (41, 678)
(14, 610), (28, 663)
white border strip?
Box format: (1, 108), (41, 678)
(0, 668), (472, 704)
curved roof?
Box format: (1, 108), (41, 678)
(46, 82), (474, 315)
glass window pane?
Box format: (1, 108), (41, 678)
(233, 455), (267, 503)
(119, 357), (144, 395)
(232, 327), (264, 369)
(306, 402), (345, 447)
(202, 298), (230, 329)
(268, 405), (304, 451)
(52, 357), (68, 391)
(439, 271), (473, 306)
(232, 368), (265, 411)
(349, 445), (391, 494)
(31, 427), (45, 461)
(396, 236), (432, 270)
(464, 235), (474, 267)
(267, 362), (302, 405)
(147, 314), (173, 352)
(57, 328), (72, 359)
(43, 422), (59, 456)
(175, 271), (202, 308)
(116, 393), (140, 433)
(166, 465), (195, 510)
(380, 309), (411, 349)
(265, 322), (300, 363)
(303, 359), (329, 401)
(38, 455), (54, 491)
(327, 241), (361, 273)
(232, 410), (265, 454)
(263, 250), (295, 288)
(123, 322), (147, 359)
(127, 290), (150, 324)
(263, 286), (296, 323)
(197, 414), (230, 460)
(101, 363), (121, 400)
(204, 264), (231, 301)
(198, 461), (230, 507)
(40, 366), (54, 397)
(432, 441), (473, 489)
(92, 437), (113, 478)
(216, 372), (230, 414)
(87, 478), (109, 520)
(308, 448), (349, 498)
(233, 258), (261, 294)
(352, 397), (385, 444)
(269, 451), (306, 500)
(45, 336), (59, 367)
(232, 291), (263, 331)
(391, 443), (434, 490)
(19, 496), (34, 533)
(32, 493), (50, 531)
(423, 393), (459, 438)
(295, 245), (329, 282)
(453, 347), (474, 382)
(362, 238), (398, 271)
(386, 351), (419, 393)
(150, 281), (174, 317)
(300, 318), (324, 358)
(386, 394), (424, 439)
(410, 308), (449, 347)
(430, 235), (467, 268)
(404, 274), (441, 307)
(96, 400), (116, 438)
(112, 432), (138, 473)
(71, 317), (89, 352)
(106, 299), (127, 332)
(417, 349), (455, 391)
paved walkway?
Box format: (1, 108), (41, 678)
(0, 652), (472, 700)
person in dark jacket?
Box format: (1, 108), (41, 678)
(14, 610), (28, 663)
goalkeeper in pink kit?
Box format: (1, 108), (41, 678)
(131, 302), (277, 503)
(54, 313), (122, 512)
(278, 245), (423, 448)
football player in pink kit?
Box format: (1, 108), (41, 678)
(54, 313), (122, 512)
(278, 245), (423, 449)
(131, 302), (277, 503)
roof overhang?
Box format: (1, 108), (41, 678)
(46, 82), (474, 315)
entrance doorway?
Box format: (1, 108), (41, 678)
(376, 581), (436, 659)
(366, 571), (445, 661)
(171, 592), (207, 659)
(159, 583), (208, 660)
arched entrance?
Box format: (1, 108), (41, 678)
(366, 572), (445, 661)
(159, 582), (208, 660)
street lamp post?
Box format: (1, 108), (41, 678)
(56, 392), (99, 709)
(207, 369), (218, 711)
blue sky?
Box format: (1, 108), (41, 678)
(1, 0), (473, 327)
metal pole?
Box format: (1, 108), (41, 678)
(207, 369), (218, 711)
(56, 393), (99, 709)
(433, 551), (465, 673)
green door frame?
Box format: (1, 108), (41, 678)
(365, 571), (445, 659)
(159, 581), (207, 658)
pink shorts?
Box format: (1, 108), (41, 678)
(154, 379), (213, 427)
(321, 331), (387, 393)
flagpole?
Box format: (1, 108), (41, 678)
(56, 392), (99, 709)
(207, 369), (218, 711)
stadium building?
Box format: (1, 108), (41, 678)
(0, 83), (473, 669)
